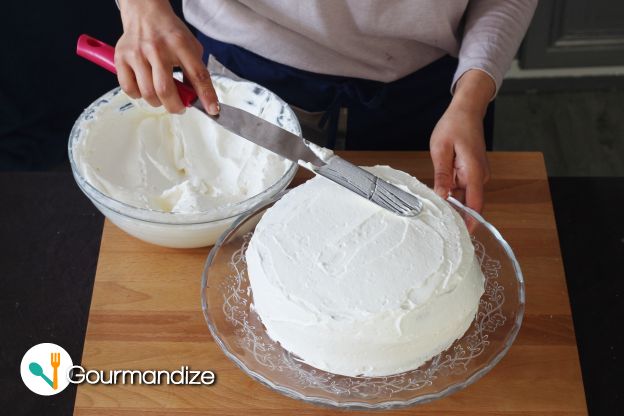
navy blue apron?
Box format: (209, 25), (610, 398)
(198, 34), (494, 151)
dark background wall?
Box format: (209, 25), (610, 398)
(0, 1), (182, 171)
(0, 2), (123, 170)
(520, 0), (624, 68)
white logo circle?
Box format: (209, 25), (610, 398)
(20, 343), (74, 396)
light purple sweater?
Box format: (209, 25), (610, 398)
(183, 0), (537, 94)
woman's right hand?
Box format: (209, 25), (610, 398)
(116, 0), (219, 114)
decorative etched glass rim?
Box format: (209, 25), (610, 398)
(201, 191), (526, 409)
(68, 77), (299, 226)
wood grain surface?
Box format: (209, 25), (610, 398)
(74, 152), (587, 415)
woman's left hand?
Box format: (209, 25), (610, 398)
(429, 69), (495, 213)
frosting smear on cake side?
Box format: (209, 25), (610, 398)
(246, 165), (485, 377)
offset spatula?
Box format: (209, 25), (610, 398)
(76, 34), (422, 217)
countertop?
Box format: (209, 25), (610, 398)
(0, 154), (622, 414)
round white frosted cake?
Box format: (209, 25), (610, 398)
(246, 165), (485, 377)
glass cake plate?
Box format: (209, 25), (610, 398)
(201, 190), (525, 410)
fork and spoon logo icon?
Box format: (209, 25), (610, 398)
(20, 343), (73, 395)
(28, 352), (61, 390)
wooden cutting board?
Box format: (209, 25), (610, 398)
(74, 151), (587, 415)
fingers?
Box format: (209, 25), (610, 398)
(178, 47), (219, 115)
(430, 141), (455, 199)
(115, 40), (183, 112)
(115, 59), (140, 99)
(465, 171), (485, 214)
(463, 176), (483, 234)
(465, 153), (489, 213)
(146, 49), (185, 114)
(466, 181), (483, 213)
(114, 29), (213, 114)
(463, 208), (480, 234)
(131, 56), (161, 107)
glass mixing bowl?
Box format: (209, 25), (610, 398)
(68, 81), (299, 248)
(201, 191), (525, 409)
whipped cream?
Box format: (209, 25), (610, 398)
(74, 76), (294, 215)
(298, 141), (334, 171)
(246, 166), (485, 377)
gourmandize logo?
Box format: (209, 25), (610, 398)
(20, 343), (73, 396)
(21, 343), (217, 393)
(29, 352), (61, 390)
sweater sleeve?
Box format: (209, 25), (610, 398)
(452, 0), (537, 97)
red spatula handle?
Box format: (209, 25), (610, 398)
(76, 34), (198, 106)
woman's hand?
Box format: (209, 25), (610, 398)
(429, 69), (495, 213)
(115, 0), (219, 114)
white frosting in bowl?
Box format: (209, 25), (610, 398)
(69, 76), (299, 248)
(74, 77), (292, 214)
(246, 166), (485, 377)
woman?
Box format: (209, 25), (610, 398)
(114, 0), (537, 213)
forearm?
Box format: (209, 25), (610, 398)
(118, 0), (173, 25)
(450, 69), (495, 119)
(453, 0), (537, 96)
(118, 0), (171, 11)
